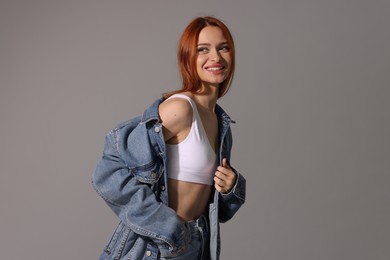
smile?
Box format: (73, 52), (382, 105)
(206, 67), (224, 71)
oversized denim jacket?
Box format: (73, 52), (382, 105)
(92, 97), (246, 260)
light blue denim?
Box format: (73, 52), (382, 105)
(92, 97), (246, 260)
(160, 215), (210, 260)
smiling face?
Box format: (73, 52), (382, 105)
(196, 26), (232, 90)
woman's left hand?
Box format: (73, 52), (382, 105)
(214, 158), (237, 194)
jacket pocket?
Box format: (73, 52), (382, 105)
(132, 160), (162, 184)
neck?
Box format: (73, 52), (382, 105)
(193, 84), (219, 112)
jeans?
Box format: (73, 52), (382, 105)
(160, 215), (210, 260)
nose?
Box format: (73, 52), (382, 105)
(209, 48), (221, 62)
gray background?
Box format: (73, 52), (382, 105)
(1, 0), (389, 259)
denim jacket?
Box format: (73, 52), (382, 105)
(92, 97), (246, 260)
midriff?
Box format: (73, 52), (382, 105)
(168, 178), (211, 222)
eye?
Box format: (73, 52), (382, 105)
(197, 47), (209, 53)
(219, 45), (230, 52)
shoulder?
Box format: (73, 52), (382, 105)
(158, 96), (193, 123)
(158, 96), (193, 141)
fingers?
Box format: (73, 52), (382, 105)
(218, 158), (231, 174)
(214, 170), (234, 184)
(214, 158), (236, 193)
(214, 173), (234, 193)
(214, 174), (227, 193)
(222, 158), (227, 168)
(214, 183), (224, 193)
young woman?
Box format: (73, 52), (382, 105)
(92, 16), (246, 260)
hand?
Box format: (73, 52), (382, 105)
(214, 158), (237, 194)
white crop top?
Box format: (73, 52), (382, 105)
(165, 94), (217, 185)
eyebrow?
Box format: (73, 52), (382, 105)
(197, 42), (228, 46)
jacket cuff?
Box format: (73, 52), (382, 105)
(158, 222), (191, 257)
(220, 169), (246, 201)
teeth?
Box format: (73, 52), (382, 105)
(207, 67), (223, 71)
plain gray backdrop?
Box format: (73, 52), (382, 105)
(1, 0), (389, 259)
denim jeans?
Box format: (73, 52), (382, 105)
(160, 215), (210, 260)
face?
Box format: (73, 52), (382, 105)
(196, 26), (232, 89)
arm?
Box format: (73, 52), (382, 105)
(92, 129), (190, 254)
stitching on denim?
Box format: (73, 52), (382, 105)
(104, 223), (124, 254)
(126, 221), (175, 249)
(128, 237), (142, 259)
(114, 227), (130, 260)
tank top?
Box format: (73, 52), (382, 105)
(165, 94), (217, 185)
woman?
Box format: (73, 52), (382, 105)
(92, 16), (246, 260)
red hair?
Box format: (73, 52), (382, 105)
(164, 16), (235, 99)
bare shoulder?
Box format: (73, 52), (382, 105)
(159, 97), (192, 121)
(158, 97), (193, 142)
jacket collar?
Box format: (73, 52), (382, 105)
(215, 103), (235, 126)
(141, 97), (164, 124)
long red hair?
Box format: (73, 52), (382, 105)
(164, 16), (235, 99)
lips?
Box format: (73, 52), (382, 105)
(207, 67), (224, 71)
(205, 64), (225, 71)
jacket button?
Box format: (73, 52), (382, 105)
(151, 172), (157, 178)
(160, 185), (165, 191)
(145, 250), (152, 256)
(154, 126), (160, 133)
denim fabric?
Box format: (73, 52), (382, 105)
(160, 215), (210, 260)
(92, 97), (246, 260)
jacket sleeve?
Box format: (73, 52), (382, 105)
(218, 127), (246, 223)
(218, 167), (246, 223)
(91, 130), (190, 255)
